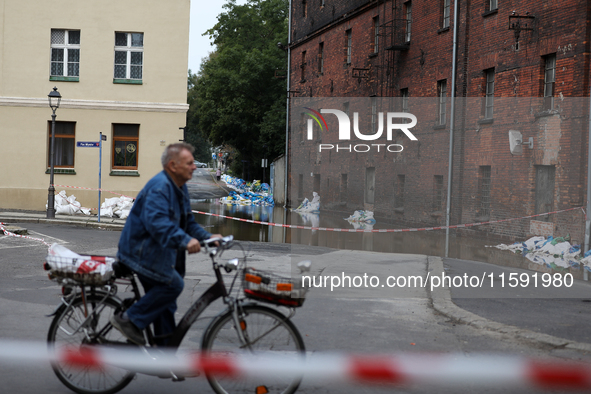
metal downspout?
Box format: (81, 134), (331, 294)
(283, 0), (292, 244)
(445, 0), (460, 257)
(585, 21), (591, 279)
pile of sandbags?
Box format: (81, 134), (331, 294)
(46, 191), (91, 216)
(293, 192), (320, 213)
(99, 196), (134, 219)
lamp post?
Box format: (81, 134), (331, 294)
(47, 87), (61, 219)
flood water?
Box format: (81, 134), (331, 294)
(191, 199), (587, 280)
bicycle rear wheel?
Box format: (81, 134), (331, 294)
(47, 294), (135, 394)
(201, 304), (305, 394)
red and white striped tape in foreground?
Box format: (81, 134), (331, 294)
(0, 223), (51, 248)
(1, 340), (591, 390)
(193, 206), (584, 234)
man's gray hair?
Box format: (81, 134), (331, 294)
(161, 142), (195, 168)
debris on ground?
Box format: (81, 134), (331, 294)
(345, 210), (376, 224)
(219, 175), (274, 206)
(489, 235), (591, 271)
(344, 210), (376, 230)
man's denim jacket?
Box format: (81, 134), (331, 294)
(117, 171), (211, 284)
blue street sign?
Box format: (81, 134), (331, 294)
(77, 141), (99, 147)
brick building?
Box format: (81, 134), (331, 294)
(287, 0), (591, 242)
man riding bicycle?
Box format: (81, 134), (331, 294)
(111, 142), (222, 346)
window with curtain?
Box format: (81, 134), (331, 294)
(112, 124), (139, 169)
(47, 121), (75, 168)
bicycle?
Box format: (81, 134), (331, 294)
(44, 236), (311, 394)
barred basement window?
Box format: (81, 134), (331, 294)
(478, 166), (491, 217)
(50, 29), (80, 80)
(114, 32), (143, 82)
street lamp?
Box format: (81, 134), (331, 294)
(47, 87), (61, 219)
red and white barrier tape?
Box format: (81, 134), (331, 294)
(1, 340), (590, 390)
(0, 223), (51, 248)
(193, 206), (584, 234)
(53, 184), (134, 199)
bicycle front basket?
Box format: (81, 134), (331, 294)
(242, 267), (307, 307)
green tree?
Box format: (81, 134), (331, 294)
(193, 0), (288, 179)
(186, 70), (212, 163)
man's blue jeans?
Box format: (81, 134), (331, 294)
(125, 270), (184, 347)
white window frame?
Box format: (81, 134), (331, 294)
(346, 29), (352, 65)
(318, 43), (324, 74)
(371, 97), (378, 132)
(405, 2), (412, 42)
(373, 16), (380, 53)
(490, 0), (498, 11)
(544, 54), (556, 109)
(50, 29), (80, 78)
(401, 88), (409, 113)
(442, 0), (451, 28)
(437, 80), (447, 125)
(484, 69), (495, 119)
(114, 32), (144, 81)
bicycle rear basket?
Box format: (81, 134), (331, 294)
(242, 267), (307, 307)
(45, 255), (114, 285)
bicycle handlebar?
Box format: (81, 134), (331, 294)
(200, 235), (234, 250)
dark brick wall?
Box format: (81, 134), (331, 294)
(288, 0), (591, 243)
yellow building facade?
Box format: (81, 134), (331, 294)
(0, 0), (190, 210)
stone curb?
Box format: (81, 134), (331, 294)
(0, 215), (124, 231)
(427, 256), (591, 353)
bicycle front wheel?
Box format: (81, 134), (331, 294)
(201, 304), (305, 394)
(47, 294), (135, 394)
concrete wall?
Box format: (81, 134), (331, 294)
(271, 154), (286, 206)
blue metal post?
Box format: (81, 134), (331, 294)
(98, 133), (102, 223)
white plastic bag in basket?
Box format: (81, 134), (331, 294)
(47, 243), (114, 282)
